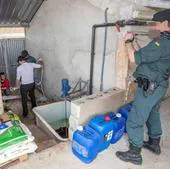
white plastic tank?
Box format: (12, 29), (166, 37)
(33, 101), (71, 142)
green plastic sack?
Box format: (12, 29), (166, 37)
(0, 120), (28, 150)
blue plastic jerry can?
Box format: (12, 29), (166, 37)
(0, 123), (8, 130)
(106, 112), (126, 144)
(72, 125), (100, 164)
(88, 115), (114, 152)
(119, 103), (132, 121)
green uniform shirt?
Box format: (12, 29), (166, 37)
(133, 35), (170, 88)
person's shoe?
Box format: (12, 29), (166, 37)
(20, 112), (24, 117)
(116, 143), (142, 165)
(143, 137), (161, 155)
(22, 114), (34, 120)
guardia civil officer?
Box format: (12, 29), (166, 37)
(116, 9), (170, 165)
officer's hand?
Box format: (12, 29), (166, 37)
(124, 32), (135, 43)
(37, 57), (43, 62)
(37, 57), (43, 65)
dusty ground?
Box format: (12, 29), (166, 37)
(8, 98), (170, 169)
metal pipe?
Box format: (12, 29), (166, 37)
(89, 26), (96, 95)
(89, 22), (120, 95)
(89, 20), (148, 95)
(100, 8), (108, 92)
(64, 97), (68, 138)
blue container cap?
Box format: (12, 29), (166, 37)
(0, 123), (8, 130)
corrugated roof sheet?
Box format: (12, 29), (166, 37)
(0, 0), (44, 27)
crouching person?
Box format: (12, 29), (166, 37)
(0, 72), (11, 96)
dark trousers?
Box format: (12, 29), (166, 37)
(126, 86), (167, 147)
(20, 83), (36, 117)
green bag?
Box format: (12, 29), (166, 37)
(0, 120), (28, 150)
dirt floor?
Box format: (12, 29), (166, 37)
(6, 97), (170, 169)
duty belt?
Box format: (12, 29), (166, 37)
(135, 77), (157, 93)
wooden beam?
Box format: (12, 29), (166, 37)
(115, 38), (129, 90)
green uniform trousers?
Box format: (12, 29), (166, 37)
(126, 86), (167, 148)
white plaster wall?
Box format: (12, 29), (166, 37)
(87, 0), (134, 16)
(26, 0), (140, 98)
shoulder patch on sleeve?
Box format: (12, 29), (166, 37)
(155, 41), (160, 47)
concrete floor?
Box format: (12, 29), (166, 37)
(8, 98), (170, 169)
